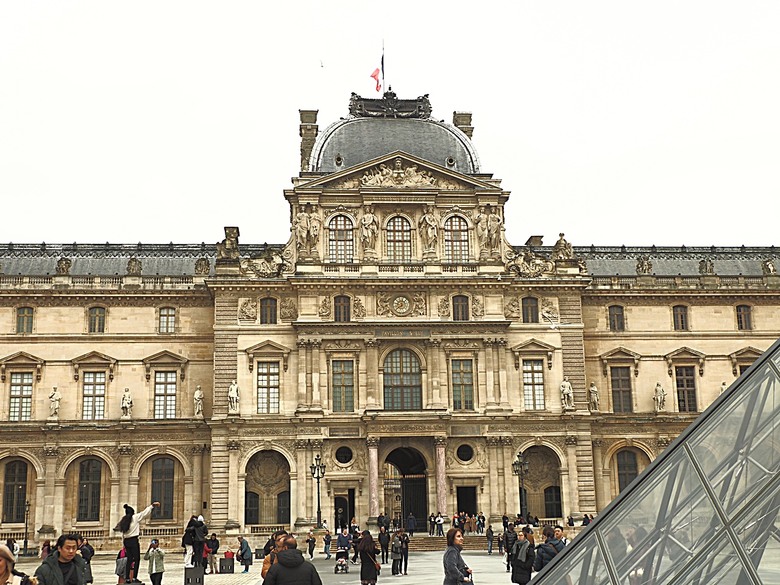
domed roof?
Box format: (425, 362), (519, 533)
(308, 93), (480, 174)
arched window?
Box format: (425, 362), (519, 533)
(544, 486), (562, 518)
(334, 295), (351, 322)
(2, 461), (27, 523)
(16, 307), (33, 334)
(245, 491), (259, 524)
(522, 298), (539, 324)
(386, 216), (412, 262)
(260, 298), (277, 325)
(329, 215), (354, 263)
(452, 295), (469, 321)
(608, 305), (625, 332)
(151, 457), (175, 519)
(88, 307), (106, 333)
(444, 216), (469, 262)
(672, 305), (688, 331)
(617, 450), (639, 492)
(383, 349), (422, 410)
(78, 459), (102, 522)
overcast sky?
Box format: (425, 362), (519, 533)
(1, 1), (778, 248)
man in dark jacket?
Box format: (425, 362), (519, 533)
(532, 526), (565, 573)
(35, 533), (87, 585)
(406, 513), (416, 537)
(263, 536), (322, 585)
(503, 524), (518, 572)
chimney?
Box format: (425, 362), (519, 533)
(452, 111), (473, 138)
(299, 110), (319, 171)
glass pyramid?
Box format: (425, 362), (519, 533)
(533, 338), (780, 585)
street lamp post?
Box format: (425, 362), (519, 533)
(512, 451), (529, 521)
(23, 500), (30, 556)
(310, 454), (326, 529)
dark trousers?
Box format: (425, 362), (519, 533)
(402, 550), (409, 573)
(392, 559), (401, 575)
(123, 536), (140, 580)
(150, 572), (163, 585)
(381, 545), (389, 563)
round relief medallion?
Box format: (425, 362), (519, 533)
(391, 295), (412, 316)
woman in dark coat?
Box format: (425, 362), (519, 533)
(357, 530), (380, 585)
(510, 529), (535, 585)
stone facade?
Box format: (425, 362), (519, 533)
(0, 93), (779, 548)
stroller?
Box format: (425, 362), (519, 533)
(334, 547), (350, 573)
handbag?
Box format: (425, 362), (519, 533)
(115, 557), (127, 577)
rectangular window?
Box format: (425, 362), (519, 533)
(88, 307), (106, 333)
(260, 298), (277, 325)
(675, 366), (697, 412)
(673, 306), (688, 331)
(159, 307), (176, 333)
(736, 305), (752, 331)
(257, 361), (280, 414)
(331, 360), (354, 412)
(610, 366), (633, 413)
(82, 372), (106, 420)
(451, 359), (474, 410)
(154, 371), (177, 419)
(16, 308), (34, 334)
(608, 306), (625, 332)
(9, 372), (33, 421)
(452, 296), (469, 321)
(522, 360), (545, 410)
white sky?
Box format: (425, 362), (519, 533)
(1, 1), (778, 248)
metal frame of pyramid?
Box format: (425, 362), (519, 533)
(532, 336), (780, 584)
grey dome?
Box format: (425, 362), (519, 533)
(309, 117), (480, 174)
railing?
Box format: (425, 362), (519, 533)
(78, 529), (108, 539)
(249, 524), (286, 535)
(0, 531), (24, 540)
(141, 527), (181, 537)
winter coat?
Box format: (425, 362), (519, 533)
(532, 538), (564, 572)
(359, 547), (380, 582)
(34, 552), (87, 585)
(510, 540), (535, 585)
(390, 536), (402, 560)
(262, 548), (322, 585)
(442, 545), (468, 585)
(144, 548), (166, 575)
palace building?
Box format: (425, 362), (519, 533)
(1, 91), (778, 547)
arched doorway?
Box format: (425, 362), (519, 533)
(383, 448), (427, 529)
(245, 451), (290, 527)
(521, 446), (562, 520)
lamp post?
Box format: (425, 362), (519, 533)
(512, 451), (529, 521)
(23, 500), (30, 556)
(310, 454), (326, 528)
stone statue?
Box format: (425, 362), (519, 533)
(308, 205), (322, 248)
(588, 382), (600, 411)
(720, 381), (727, 395)
(763, 259), (777, 276)
(48, 386), (62, 418)
(216, 227), (240, 260)
(551, 233), (574, 260)
(474, 206), (489, 254)
(121, 387), (133, 418)
(636, 256), (653, 275)
(228, 380), (240, 413)
(194, 385), (204, 416)
(653, 382), (666, 412)
(360, 206), (379, 251)
(560, 376), (574, 409)
(294, 207), (310, 251)
(418, 205), (438, 251)
(486, 208), (503, 254)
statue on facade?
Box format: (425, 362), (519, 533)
(419, 206), (439, 251)
(308, 205), (322, 248)
(560, 377), (575, 409)
(194, 385), (204, 416)
(56, 257), (72, 276)
(474, 206), (489, 255)
(48, 386), (62, 418)
(216, 227), (240, 260)
(228, 380), (240, 413)
(360, 206), (379, 251)
(636, 256), (653, 275)
(486, 208), (503, 255)
(720, 381), (728, 395)
(653, 383), (666, 412)
(588, 382), (600, 411)
(699, 258), (715, 275)
(121, 387), (133, 418)
(551, 233), (574, 261)
(294, 207), (310, 251)
(763, 259), (777, 276)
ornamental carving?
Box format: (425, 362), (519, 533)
(353, 297), (366, 319)
(126, 258), (142, 276)
(541, 299), (559, 327)
(505, 249), (554, 278)
(411, 293), (427, 316)
(56, 257), (72, 275)
(240, 250), (289, 278)
(504, 297), (521, 319)
(551, 234), (574, 261)
(245, 451), (290, 490)
(471, 296), (484, 318)
(438, 297), (450, 317)
(366, 437), (380, 447)
(280, 298), (298, 320)
(699, 258), (715, 275)
(762, 259), (777, 275)
(318, 297), (331, 317)
(227, 440), (241, 451)
(376, 293), (391, 317)
(216, 226), (240, 261)
(194, 257), (210, 275)
(43, 446), (59, 457)
(238, 299), (257, 320)
(636, 256), (653, 275)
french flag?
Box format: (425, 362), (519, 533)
(370, 53), (384, 92)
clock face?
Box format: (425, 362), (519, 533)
(391, 295), (411, 316)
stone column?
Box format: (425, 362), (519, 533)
(484, 340), (497, 406)
(365, 340), (380, 409)
(118, 445), (132, 508)
(294, 440), (309, 527)
(367, 437), (380, 521)
(192, 445), (205, 514)
(42, 447), (59, 534)
(296, 340), (308, 412)
(486, 438), (501, 523)
(227, 440), (241, 528)
(565, 436), (581, 517)
(502, 437), (515, 514)
(434, 436), (448, 515)
(592, 439), (607, 512)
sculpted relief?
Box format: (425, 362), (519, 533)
(331, 158), (465, 190)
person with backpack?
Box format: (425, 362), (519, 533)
(503, 524), (517, 572)
(532, 526), (564, 573)
(509, 528), (535, 584)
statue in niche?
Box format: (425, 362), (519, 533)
(636, 256), (653, 275)
(419, 205), (439, 251)
(216, 227), (240, 260)
(588, 382), (600, 411)
(486, 208), (503, 254)
(194, 385), (204, 416)
(763, 259), (777, 275)
(228, 380), (240, 413)
(474, 206), (489, 254)
(560, 377), (574, 409)
(121, 388), (133, 418)
(49, 386), (62, 418)
(551, 233), (574, 261)
(360, 206), (379, 251)
(56, 257), (72, 276)
(653, 382), (667, 412)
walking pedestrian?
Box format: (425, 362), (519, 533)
(357, 531), (380, 585)
(442, 528), (472, 585)
(378, 527), (390, 564)
(486, 525), (494, 555)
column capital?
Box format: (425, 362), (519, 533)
(366, 436), (380, 448)
(433, 436), (447, 447)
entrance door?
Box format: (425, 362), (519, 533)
(456, 486), (477, 516)
(334, 496), (349, 530)
(384, 448), (428, 528)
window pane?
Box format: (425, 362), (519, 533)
(83, 372), (106, 420)
(609, 306), (625, 331)
(383, 349), (422, 410)
(78, 459), (102, 521)
(452, 295), (469, 321)
(257, 362), (280, 413)
(88, 307), (106, 333)
(452, 359), (474, 410)
(610, 366), (633, 413)
(9, 372), (33, 422)
(386, 216), (412, 262)
(737, 305), (752, 330)
(2, 461), (28, 523)
(444, 216), (469, 262)
(151, 458), (175, 519)
(675, 366), (697, 412)
(260, 298), (277, 325)
(154, 371), (177, 419)
(334, 296), (351, 323)
(522, 360), (545, 410)
(673, 305), (688, 331)
(16, 307), (33, 334)
(332, 360), (354, 412)
(159, 307), (176, 333)
(328, 215), (354, 263)
(617, 450), (639, 492)
(522, 298), (539, 324)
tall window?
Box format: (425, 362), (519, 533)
(328, 215), (354, 263)
(736, 305), (752, 331)
(331, 360), (354, 412)
(452, 295), (469, 321)
(9, 372), (33, 422)
(672, 305), (688, 331)
(610, 366), (633, 413)
(151, 458), (174, 519)
(386, 216), (412, 262)
(88, 307), (106, 333)
(154, 372), (177, 419)
(608, 305), (625, 332)
(451, 359), (474, 410)
(257, 362), (280, 414)
(383, 349), (422, 410)
(675, 366), (697, 412)
(2, 461), (27, 523)
(245, 492), (259, 524)
(77, 459), (102, 522)
(522, 359), (545, 410)
(544, 486), (562, 518)
(277, 491), (291, 524)
(522, 298), (539, 324)
(82, 372), (106, 420)
(617, 450), (639, 492)
(444, 216), (469, 262)
(260, 298), (277, 325)
(16, 307), (33, 334)
(334, 295), (351, 323)
(159, 307), (176, 333)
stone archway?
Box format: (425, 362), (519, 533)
(245, 451), (290, 526)
(383, 447), (427, 529)
(522, 446), (562, 520)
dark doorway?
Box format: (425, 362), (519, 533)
(384, 448), (428, 527)
(334, 496), (348, 530)
(456, 486), (477, 516)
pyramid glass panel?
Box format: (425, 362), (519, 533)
(733, 477), (780, 583)
(667, 537), (749, 585)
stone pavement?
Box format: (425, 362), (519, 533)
(16, 546), (516, 585)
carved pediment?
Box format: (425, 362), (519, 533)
(729, 346), (764, 375)
(142, 350), (188, 381)
(510, 339), (557, 370)
(600, 347), (642, 377)
(71, 351), (117, 381)
(665, 346), (706, 376)
(0, 351), (45, 381)
(245, 340), (292, 372)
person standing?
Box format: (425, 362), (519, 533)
(305, 532), (316, 560)
(116, 501), (160, 584)
(262, 536), (322, 585)
(0, 543), (35, 585)
(144, 539), (165, 585)
(435, 513), (445, 537)
(442, 528), (472, 585)
(39, 540), (51, 561)
(486, 525), (494, 555)
(406, 513), (416, 538)
(390, 532), (402, 576)
(532, 526), (564, 573)
(509, 528), (535, 585)
(378, 527), (390, 564)
(237, 536), (252, 573)
(323, 530), (332, 560)
(357, 531), (380, 585)
(429, 513), (436, 536)
(206, 533), (220, 574)
(399, 528), (410, 575)
(503, 524), (517, 573)
(78, 536), (95, 584)
(35, 533), (87, 585)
